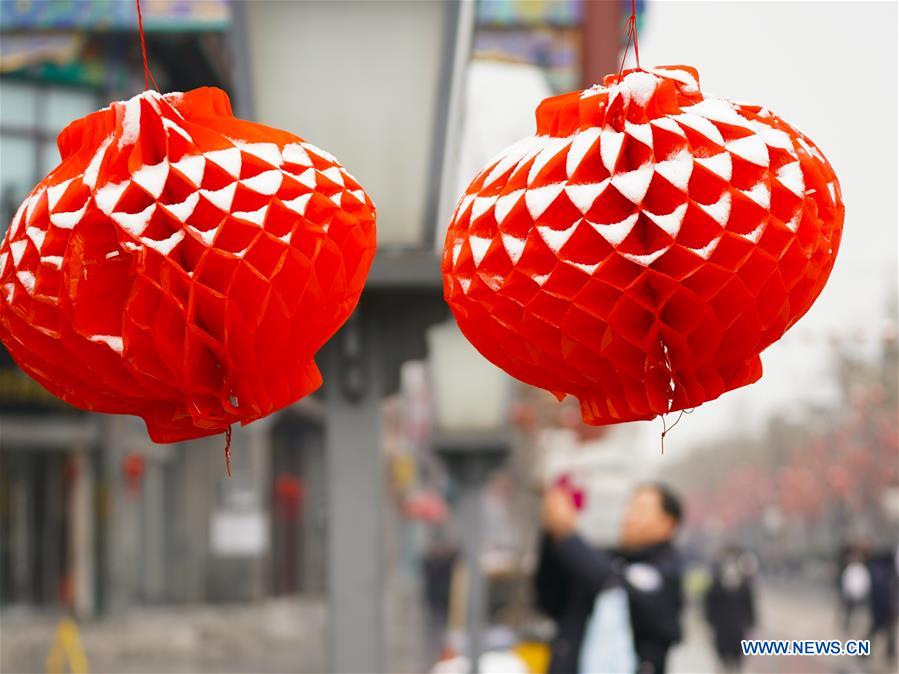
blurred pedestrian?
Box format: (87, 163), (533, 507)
(867, 547), (898, 665)
(838, 545), (871, 636)
(703, 547), (756, 672)
(422, 528), (458, 666)
(535, 483), (684, 674)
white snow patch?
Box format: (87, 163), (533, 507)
(47, 179), (73, 210)
(469, 236), (491, 266)
(49, 202), (88, 230)
(646, 67), (699, 93)
(622, 246), (669, 266)
(611, 163), (654, 204)
(90, 335), (124, 353)
(695, 152), (733, 181)
(494, 190), (524, 224)
(84, 135), (114, 188)
(689, 236), (722, 260)
(501, 234), (525, 264)
(112, 204), (156, 237)
(16, 271), (35, 292)
(618, 71), (659, 106)
(302, 142), (338, 164)
(236, 141), (282, 167)
(537, 222), (578, 253)
(566, 127), (601, 178)
(142, 229), (184, 256)
(600, 127), (625, 173)
(200, 183), (237, 212)
(588, 212), (638, 246)
(451, 240), (463, 266)
(321, 166), (345, 187)
(650, 116), (687, 137)
(776, 162), (805, 197)
(205, 147), (242, 177)
(625, 121), (653, 148)
(565, 180), (609, 214)
(119, 96), (142, 148)
(741, 220), (768, 242)
(294, 168), (316, 190)
(645, 203), (688, 237)
(685, 98), (752, 129)
(698, 192), (732, 226)
(528, 137), (571, 185)
(654, 151), (693, 191)
(570, 261), (600, 274)
(132, 161), (170, 199)
(172, 155), (206, 186)
(25, 227), (45, 251)
(163, 193), (199, 222)
(242, 170), (283, 195)
(455, 194), (476, 219)
(162, 118), (192, 142)
(187, 225), (217, 246)
(726, 135), (769, 167)
(742, 183), (771, 209)
(95, 181), (128, 215)
(9, 240), (28, 265)
(525, 184), (565, 220)
(282, 193), (312, 216)
(282, 143), (312, 167)
(673, 113), (725, 147)
(233, 205), (269, 226)
(471, 196), (497, 221)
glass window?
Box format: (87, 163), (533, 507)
(42, 88), (97, 136)
(0, 136), (37, 200)
(0, 81), (38, 129)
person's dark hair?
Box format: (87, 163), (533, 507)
(639, 482), (683, 526)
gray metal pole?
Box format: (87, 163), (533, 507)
(325, 308), (383, 673)
(458, 467), (486, 674)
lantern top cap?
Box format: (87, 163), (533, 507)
(535, 65), (704, 137)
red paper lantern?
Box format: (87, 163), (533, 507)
(443, 66), (843, 425)
(0, 88), (376, 442)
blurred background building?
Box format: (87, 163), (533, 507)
(0, 1), (896, 673)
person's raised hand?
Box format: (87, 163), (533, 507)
(542, 486), (578, 540)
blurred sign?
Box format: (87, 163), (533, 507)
(0, 0), (230, 32)
(210, 509), (268, 557)
(0, 346), (82, 414)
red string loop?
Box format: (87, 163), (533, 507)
(618, 0), (642, 76)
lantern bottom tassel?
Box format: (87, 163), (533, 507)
(224, 426), (232, 478)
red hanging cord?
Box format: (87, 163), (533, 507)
(135, 0), (159, 91)
(618, 0), (642, 76)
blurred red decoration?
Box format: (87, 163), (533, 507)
(275, 473), (304, 518)
(0, 88), (376, 442)
(443, 66), (843, 425)
(122, 452), (146, 496)
(555, 473), (586, 511)
(402, 490), (449, 523)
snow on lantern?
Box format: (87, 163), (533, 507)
(442, 65), (843, 425)
(0, 87), (376, 443)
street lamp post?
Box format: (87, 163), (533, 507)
(428, 321), (511, 674)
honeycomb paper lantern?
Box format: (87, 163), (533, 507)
(443, 66), (843, 425)
(0, 87), (376, 442)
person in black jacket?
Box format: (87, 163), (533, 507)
(536, 482), (685, 674)
(703, 547), (756, 672)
